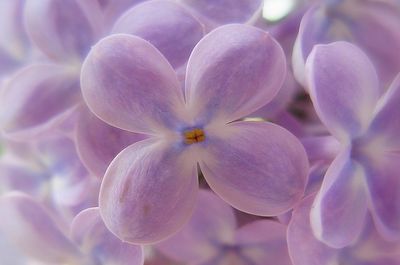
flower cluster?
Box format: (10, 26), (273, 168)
(0, 0), (399, 264)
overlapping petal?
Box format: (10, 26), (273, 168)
(157, 190), (236, 264)
(201, 121), (308, 216)
(75, 107), (146, 178)
(293, 2), (400, 87)
(0, 192), (82, 264)
(24, 0), (96, 61)
(311, 149), (368, 248)
(81, 34), (185, 135)
(185, 24), (286, 124)
(347, 1), (400, 86)
(0, 64), (81, 140)
(71, 207), (144, 265)
(99, 139), (198, 243)
(112, 0), (204, 69)
(306, 41), (380, 141)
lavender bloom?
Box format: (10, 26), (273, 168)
(81, 24), (309, 244)
(0, 193), (144, 265)
(293, 0), (400, 87)
(288, 194), (400, 265)
(0, 0), (203, 141)
(305, 41), (400, 247)
(157, 190), (292, 265)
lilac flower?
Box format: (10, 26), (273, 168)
(157, 190), (292, 265)
(288, 194), (400, 265)
(81, 24), (309, 244)
(305, 41), (400, 247)
(0, 0), (204, 140)
(293, 0), (400, 87)
(0, 192), (143, 265)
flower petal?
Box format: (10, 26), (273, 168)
(201, 121), (308, 216)
(179, 0), (262, 26)
(157, 190), (236, 264)
(235, 220), (292, 265)
(344, 1), (400, 86)
(81, 34), (185, 135)
(361, 152), (400, 241)
(112, 0), (204, 69)
(99, 138), (198, 244)
(311, 149), (368, 248)
(0, 64), (81, 140)
(0, 192), (82, 264)
(287, 195), (337, 265)
(185, 24), (286, 124)
(24, 0), (96, 61)
(71, 207), (144, 265)
(75, 107), (146, 178)
(306, 41), (380, 141)
(368, 74), (400, 149)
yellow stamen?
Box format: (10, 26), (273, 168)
(183, 128), (205, 145)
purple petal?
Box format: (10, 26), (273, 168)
(311, 149), (368, 248)
(0, 192), (82, 263)
(71, 207), (144, 265)
(287, 195), (337, 265)
(235, 220), (292, 265)
(368, 74), (400, 148)
(112, 0), (204, 69)
(157, 190), (236, 264)
(180, 0), (262, 27)
(346, 1), (400, 87)
(306, 41), (380, 141)
(293, 2), (400, 88)
(81, 34), (185, 135)
(201, 121), (308, 216)
(362, 152), (400, 241)
(24, 0), (96, 61)
(75, 107), (146, 178)
(99, 138), (198, 244)
(185, 24), (286, 124)
(0, 64), (81, 140)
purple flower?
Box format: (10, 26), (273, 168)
(0, 0), (204, 141)
(0, 192), (144, 265)
(157, 190), (292, 265)
(81, 24), (309, 243)
(288, 194), (400, 265)
(305, 41), (400, 247)
(293, 1), (400, 87)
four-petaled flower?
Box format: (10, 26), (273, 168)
(81, 24), (309, 243)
